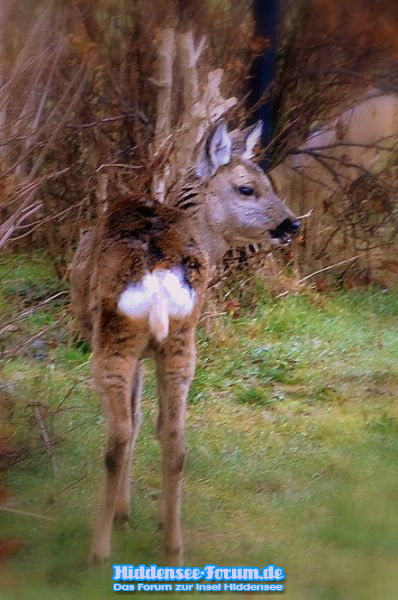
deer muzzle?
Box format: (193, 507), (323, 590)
(270, 218), (301, 245)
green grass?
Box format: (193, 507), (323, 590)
(1, 253), (398, 599)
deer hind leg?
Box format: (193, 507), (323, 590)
(90, 351), (139, 563)
(114, 362), (143, 524)
(155, 326), (196, 566)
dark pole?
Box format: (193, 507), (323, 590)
(248, 0), (280, 169)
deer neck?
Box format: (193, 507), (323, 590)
(190, 192), (229, 266)
(173, 171), (229, 265)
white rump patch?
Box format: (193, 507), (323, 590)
(117, 267), (196, 330)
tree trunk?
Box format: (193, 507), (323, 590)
(248, 0), (280, 168)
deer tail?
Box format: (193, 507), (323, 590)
(148, 292), (169, 342)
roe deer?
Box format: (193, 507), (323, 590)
(70, 121), (300, 565)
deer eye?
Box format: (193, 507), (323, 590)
(238, 185), (255, 196)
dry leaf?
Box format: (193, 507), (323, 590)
(0, 539), (25, 560)
(250, 36), (271, 54)
(0, 488), (9, 505)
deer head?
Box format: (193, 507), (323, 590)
(194, 121), (300, 262)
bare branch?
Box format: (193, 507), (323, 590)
(178, 31), (206, 106)
(152, 28), (176, 202)
(29, 402), (59, 477)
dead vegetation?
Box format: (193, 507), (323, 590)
(268, 0), (398, 288)
(0, 0), (398, 291)
(0, 1), (253, 269)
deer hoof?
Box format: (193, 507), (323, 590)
(165, 545), (183, 567)
(114, 512), (130, 528)
(89, 541), (111, 565)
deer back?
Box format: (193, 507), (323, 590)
(71, 197), (209, 343)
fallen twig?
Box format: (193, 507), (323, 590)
(29, 402), (58, 477)
(0, 291), (67, 336)
(298, 255), (362, 284)
(0, 506), (56, 521)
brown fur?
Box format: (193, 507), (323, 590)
(71, 196), (209, 565)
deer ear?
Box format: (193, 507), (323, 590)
(196, 121), (232, 179)
(241, 120), (263, 159)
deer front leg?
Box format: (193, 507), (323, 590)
(155, 327), (196, 566)
(90, 352), (137, 563)
(114, 363), (143, 524)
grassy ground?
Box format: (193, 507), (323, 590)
(1, 253), (398, 600)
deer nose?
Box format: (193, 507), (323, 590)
(279, 218), (301, 234)
(270, 217), (301, 245)
(289, 219), (301, 233)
